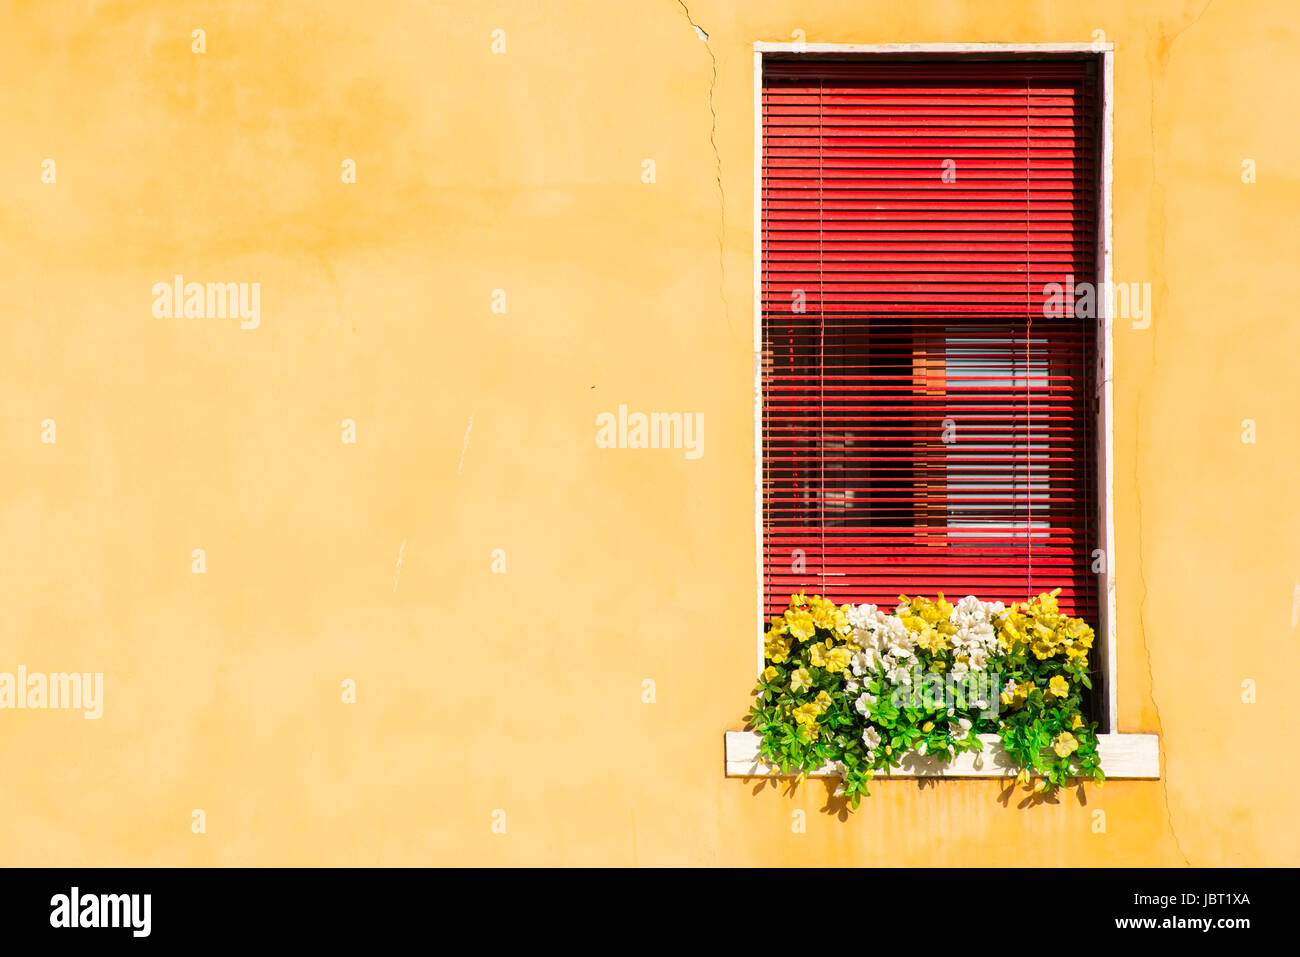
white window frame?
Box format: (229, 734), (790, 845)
(740, 42), (1153, 777)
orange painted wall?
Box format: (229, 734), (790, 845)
(1, 0), (1296, 865)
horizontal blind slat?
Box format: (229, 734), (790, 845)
(761, 60), (1099, 622)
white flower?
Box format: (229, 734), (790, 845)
(876, 615), (916, 656)
(968, 647), (989, 671)
(847, 603), (879, 630)
(888, 664), (913, 686)
(918, 741), (928, 756)
(951, 598), (1005, 646)
(955, 595), (992, 619)
(854, 692), (878, 716)
(844, 679), (861, 695)
(861, 726), (882, 750)
(887, 632), (915, 658)
(849, 623), (887, 652)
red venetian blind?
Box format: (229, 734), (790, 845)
(761, 58), (1100, 624)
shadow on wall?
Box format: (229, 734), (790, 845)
(742, 775), (1093, 821)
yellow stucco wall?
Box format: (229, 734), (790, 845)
(2, 0), (1296, 865)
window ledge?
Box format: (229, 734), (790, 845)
(724, 731), (1159, 779)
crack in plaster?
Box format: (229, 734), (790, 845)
(675, 0), (731, 335)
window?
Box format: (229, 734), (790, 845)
(759, 57), (1104, 689)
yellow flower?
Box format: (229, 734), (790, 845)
(998, 615), (1026, 652)
(1000, 679), (1029, 708)
(1033, 779), (1048, 793)
(1048, 675), (1069, 698)
(764, 631), (792, 664)
(811, 600), (839, 631)
(785, 611), (817, 643)
(1071, 714), (1083, 730)
(934, 593), (953, 617)
(823, 646), (852, 674)
(808, 643), (826, 667)
(790, 667), (813, 693)
(762, 665), (780, 684)
(915, 625), (948, 654)
(812, 690), (832, 714)
(1053, 731), (1079, 758)
(792, 702), (820, 726)
(921, 721), (934, 733)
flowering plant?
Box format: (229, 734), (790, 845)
(745, 589), (1103, 808)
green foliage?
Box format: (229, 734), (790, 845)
(746, 590), (1105, 806)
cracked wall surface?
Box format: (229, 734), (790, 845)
(0, 0), (1296, 865)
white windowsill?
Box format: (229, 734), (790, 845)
(724, 730), (1159, 779)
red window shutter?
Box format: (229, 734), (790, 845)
(761, 59), (1100, 624)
